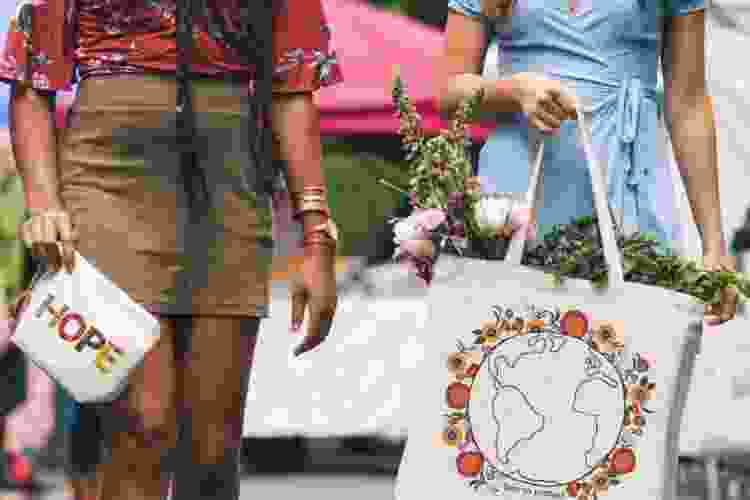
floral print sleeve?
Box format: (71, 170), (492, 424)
(272, 0), (343, 93)
(0, 0), (76, 91)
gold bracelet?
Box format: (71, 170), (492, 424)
(293, 194), (330, 219)
(302, 235), (337, 249)
(291, 188), (328, 216)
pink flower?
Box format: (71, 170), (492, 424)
(510, 206), (536, 241)
(407, 255), (435, 285)
(412, 208), (446, 232)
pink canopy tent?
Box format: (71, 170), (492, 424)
(317, 0), (491, 141)
(52, 0), (493, 140)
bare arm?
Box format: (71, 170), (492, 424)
(437, 10), (521, 118)
(663, 10), (725, 254)
(270, 91), (327, 232)
(438, 10), (576, 132)
(9, 84), (63, 214)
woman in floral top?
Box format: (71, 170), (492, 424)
(1, 1), (343, 499)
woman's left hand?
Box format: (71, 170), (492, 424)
(702, 250), (738, 325)
(290, 244), (338, 357)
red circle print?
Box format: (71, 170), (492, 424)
(456, 451), (483, 477)
(608, 448), (636, 475)
(446, 382), (471, 409)
(58, 313), (86, 342)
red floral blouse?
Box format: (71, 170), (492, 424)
(0, 0), (343, 94)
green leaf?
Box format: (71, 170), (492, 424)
(159, 288), (177, 304)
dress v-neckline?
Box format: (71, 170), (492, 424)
(558, 0), (593, 18)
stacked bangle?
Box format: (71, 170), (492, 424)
(302, 219), (338, 249)
(302, 233), (337, 249)
(292, 186), (330, 219)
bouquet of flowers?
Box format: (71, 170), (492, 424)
(385, 74), (532, 284)
(387, 74), (750, 307)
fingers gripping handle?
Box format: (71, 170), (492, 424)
(504, 108), (626, 290)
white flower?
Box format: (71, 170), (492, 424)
(475, 194), (514, 231)
(393, 219), (423, 244)
(393, 209), (445, 244)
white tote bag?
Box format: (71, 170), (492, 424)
(10, 251), (161, 403)
(395, 111), (705, 500)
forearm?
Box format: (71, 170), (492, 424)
(9, 84), (62, 213)
(438, 73), (521, 121)
(667, 95), (724, 254)
(270, 91), (327, 231)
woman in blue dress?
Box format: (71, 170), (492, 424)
(438, 0), (737, 324)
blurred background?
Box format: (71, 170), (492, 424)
(1, 1), (750, 499)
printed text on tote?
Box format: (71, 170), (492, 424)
(34, 294), (124, 374)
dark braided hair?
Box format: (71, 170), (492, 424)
(175, 0), (277, 210)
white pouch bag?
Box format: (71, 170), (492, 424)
(10, 251), (160, 403)
(395, 111), (705, 500)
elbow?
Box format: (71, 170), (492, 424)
(435, 80), (456, 119)
(9, 84), (54, 127)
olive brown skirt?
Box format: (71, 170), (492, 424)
(59, 74), (273, 317)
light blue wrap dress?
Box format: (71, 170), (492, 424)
(449, 0), (706, 248)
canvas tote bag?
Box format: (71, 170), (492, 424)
(395, 110), (705, 500)
(10, 251), (161, 403)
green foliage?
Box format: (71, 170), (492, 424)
(528, 215), (750, 305)
(321, 144), (409, 256)
(391, 73), (486, 241)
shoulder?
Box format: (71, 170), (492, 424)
(448, 0), (482, 18)
(666, 0), (706, 16)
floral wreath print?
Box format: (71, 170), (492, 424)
(441, 306), (655, 499)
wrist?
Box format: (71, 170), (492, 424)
(24, 189), (65, 215)
(300, 211), (328, 231)
(507, 74), (526, 113)
(700, 229), (727, 255)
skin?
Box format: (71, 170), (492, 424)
(438, 6), (736, 324)
(9, 77), (336, 500)
(664, 11), (737, 323)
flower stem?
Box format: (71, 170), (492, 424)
(378, 178), (409, 195)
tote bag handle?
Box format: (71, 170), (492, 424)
(504, 108), (626, 290)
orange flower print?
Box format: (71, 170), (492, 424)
(575, 482), (595, 500)
(524, 318), (545, 333)
(590, 466), (610, 493)
(456, 451), (483, 477)
(626, 380), (656, 404)
(591, 321), (625, 353)
(561, 310), (588, 338)
(624, 411), (644, 434)
(447, 352), (470, 379)
(477, 320), (500, 343)
(442, 423), (463, 446)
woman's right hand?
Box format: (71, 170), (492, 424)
(20, 210), (77, 273)
(509, 72), (578, 134)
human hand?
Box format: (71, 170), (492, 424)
(290, 243), (338, 357)
(509, 72), (578, 134)
(702, 250), (738, 325)
(20, 210), (77, 274)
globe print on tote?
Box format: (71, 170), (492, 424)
(469, 333), (624, 486)
(443, 306), (656, 498)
